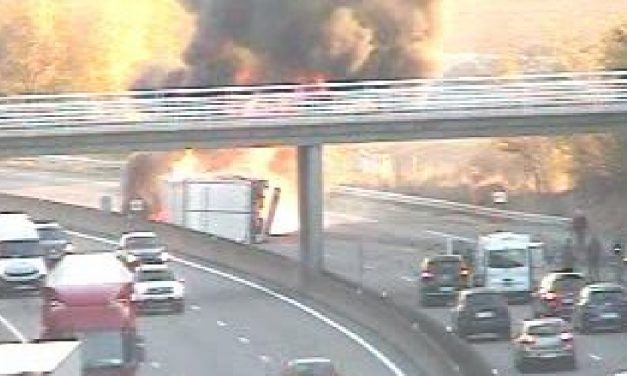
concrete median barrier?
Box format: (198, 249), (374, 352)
(0, 193), (493, 376)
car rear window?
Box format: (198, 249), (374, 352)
(430, 260), (461, 274)
(136, 269), (175, 282)
(527, 322), (561, 336)
(466, 293), (501, 306)
(590, 290), (624, 303)
(553, 276), (585, 292)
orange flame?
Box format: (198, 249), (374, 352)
(169, 148), (201, 180)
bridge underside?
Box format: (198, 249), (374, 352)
(0, 111), (625, 158)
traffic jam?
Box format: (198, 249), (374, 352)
(418, 231), (627, 374)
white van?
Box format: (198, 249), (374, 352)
(0, 213), (47, 294)
(474, 232), (545, 302)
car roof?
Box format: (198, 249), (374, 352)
(584, 283), (624, 292)
(136, 264), (170, 272)
(288, 358), (333, 366)
(523, 317), (565, 328)
(121, 231), (157, 239)
(426, 254), (462, 262)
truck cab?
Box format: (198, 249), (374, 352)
(0, 212), (47, 295)
(43, 253), (144, 375)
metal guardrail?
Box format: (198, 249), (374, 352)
(332, 186), (572, 226)
(0, 70), (626, 134)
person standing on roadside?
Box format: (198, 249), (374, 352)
(572, 209), (588, 262)
(611, 241), (625, 285)
(587, 235), (602, 282)
(562, 238), (575, 271)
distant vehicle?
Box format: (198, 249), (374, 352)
(131, 264), (185, 313)
(42, 253), (145, 375)
(281, 358), (339, 376)
(116, 231), (169, 269)
(572, 283), (627, 333)
(451, 288), (511, 340)
(0, 340), (80, 375)
(532, 272), (586, 319)
(513, 317), (576, 372)
(0, 212), (47, 295)
(419, 254), (470, 306)
(473, 232), (545, 302)
(34, 220), (74, 262)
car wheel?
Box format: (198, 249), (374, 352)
(578, 317), (591, 334)
(564, 356), (577, 370)
(419, 293), (431, 307)
(515, 357), (529, 373)
(174, 301), (185, 314)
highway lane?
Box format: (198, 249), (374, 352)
(1, 165), (625, 375)
(0, 233), (410, 376)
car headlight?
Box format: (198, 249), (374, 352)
(127, 254), (138, 263)
(64, 243), (75, 253)
(159, 253), (170, 262)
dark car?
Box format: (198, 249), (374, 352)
(419, 254), (470, 306)
(451, 288), (511, 340)
(34, 221), (73, 262)
(531, 272), (586, 319)
(573, 283), (627, 333)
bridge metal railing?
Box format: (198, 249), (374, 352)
(0, 70), (626, 133)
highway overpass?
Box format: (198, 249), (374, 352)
(1, 70), (626, 273)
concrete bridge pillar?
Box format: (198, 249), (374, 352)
(298, 144), (324, 275)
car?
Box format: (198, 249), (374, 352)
(531, 272), (586, 319)
(131, 264), (185, 313)
(281, 358), (339, 376)
(513, 317), (576, 373)
(34, 220), (74, 262)
(419, 254), (470, 306)
(451, 288), (511, 340)
(116, 231), (169, 268)
(572, 283), (627, 333)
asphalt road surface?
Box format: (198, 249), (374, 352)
(0, 165), (624, 375)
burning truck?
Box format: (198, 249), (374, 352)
(121, 150), (282, 244)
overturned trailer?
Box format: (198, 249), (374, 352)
(160, 175), (279, 244)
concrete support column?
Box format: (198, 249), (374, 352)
(298, 144), (324, 275)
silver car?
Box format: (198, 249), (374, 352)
(281, 358), (339, 376)
(513, 317), (576, 373)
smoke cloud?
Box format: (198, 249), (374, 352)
(136, 0), (442, 87)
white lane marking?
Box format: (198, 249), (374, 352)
(491, 369), (499, 375)
(216, 320), (227, 327)
(259, 355), (271, 363)
(589, 354), (602, 361)
(325, 211), (379, 224)
(400, 276), (417, 283)
(149, 362), (161, 369)
(364, 264), (376, 271)
(68, 230), (407, 376)
(238, 336), (251, 345)
(190, 305), (201, 311)
(423, 230), (474, 243)
(0, 313), (27, 343)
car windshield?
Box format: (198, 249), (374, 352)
(125, 236), (159, 249)
(37, 227), (68, 241)
(137, 269), (176, 282)
(79, 331), (128, 369)
(487, 249), (527, 268)
(553, 276), (585, 292)
(0, 240), (44, 258)
(527, 322), (562, 336)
